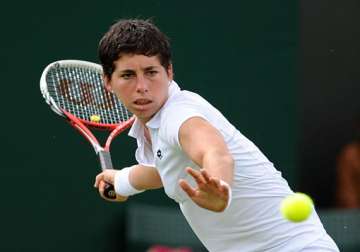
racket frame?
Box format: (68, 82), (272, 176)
(40, 59), (135, 199)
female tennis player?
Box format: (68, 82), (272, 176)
(94, 19), (339, 252)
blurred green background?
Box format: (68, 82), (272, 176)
(1, 0), (358, 251)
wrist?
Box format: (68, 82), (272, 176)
(114, 167), (145, 196)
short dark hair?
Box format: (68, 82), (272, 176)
(98, 19), (172, 78)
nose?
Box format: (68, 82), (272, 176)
(135, 75), (149, 94)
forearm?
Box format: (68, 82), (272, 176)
(95, 164), (162, 201)
(202, 150), (234, 185)
(178, 117), (234, 185)
(336, 169), (358, 207)
(128, 164), (163, 190)
(113, 164), (162, 198)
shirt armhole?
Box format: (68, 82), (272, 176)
(162, 109), (208, 148)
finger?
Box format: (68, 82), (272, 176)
(179, 179), (197, 197)
(102, 169), (116, 185)
(98, 180), (106, 195)
(200, 169), (211, 183)
(186, 167), (206, 185)
(94, 173), (104, 188)
(209, 177), (221, 189)
(222, 185), (229, 197)
(220, 181), (230, 196)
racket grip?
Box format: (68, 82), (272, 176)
(104, 183), (116, 199)
(98, 150), (116, 199)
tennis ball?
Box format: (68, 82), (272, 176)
(90, 114), (101, 123)
(280, 192), (313, 222)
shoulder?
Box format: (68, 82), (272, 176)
(158, 91), (210, 146)
(163, 90), (210, 116)
(161, 92), (210, 126)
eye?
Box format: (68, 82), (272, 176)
(121, 73), (134, 79)
(146, 70), (158, 77)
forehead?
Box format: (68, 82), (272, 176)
(114, 54), (162, 70)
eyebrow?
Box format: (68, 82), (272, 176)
(118, 65), (160, 73)
(119, 69), (135, 73)
(143, 66), (160, 71)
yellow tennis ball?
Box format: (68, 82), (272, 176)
(280, 193), (314, 222)
(90, 114), (101, 123)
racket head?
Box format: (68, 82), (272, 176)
(40, 60), (134, 130)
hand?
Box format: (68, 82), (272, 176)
(179, 167), (230, 212)
(94, 169), (128, 202)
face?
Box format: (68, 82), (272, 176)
(104, 54), (173, 124)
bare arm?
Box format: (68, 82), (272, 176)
(129, 164), (163, 190)
(336, 144), (360, 208)
(94, 164), (162, 202)
(178, 117), (234, 212)
(179, 117), (234, 184)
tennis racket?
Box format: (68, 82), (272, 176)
(40, 59), (135, 199)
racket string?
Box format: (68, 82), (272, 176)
(91, 71), (112, 124)
(46, 65), (132, 125)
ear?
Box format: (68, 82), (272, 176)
(103, 74), (112, 92)
(167, 63), (174, 80)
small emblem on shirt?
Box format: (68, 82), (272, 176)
(157, 149), (163, 159)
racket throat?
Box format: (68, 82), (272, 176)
(98, 150), (114, 170)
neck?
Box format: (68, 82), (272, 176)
(143, 126), (152, 144)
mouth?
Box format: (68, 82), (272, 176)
(132, 99), (153, 112)
(134, 98), (152, 105)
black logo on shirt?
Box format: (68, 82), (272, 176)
(157, 149), (163, 160)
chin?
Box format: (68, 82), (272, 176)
(134, 111), (155, 123)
